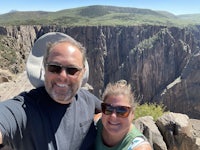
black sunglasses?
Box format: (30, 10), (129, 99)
(46, 63), (82, 76)
(101, 103), (131, 118)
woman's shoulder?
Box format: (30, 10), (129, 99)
(94, 113), (102, 124)
(127, 125), (152, 150)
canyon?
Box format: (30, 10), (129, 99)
(1, 25), (200, 119)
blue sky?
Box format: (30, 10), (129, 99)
(0, 0), (200, 15)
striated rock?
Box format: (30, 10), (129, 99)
(0, 25), (40, 73)
(156, 112), (198, 150)
(134, 116), (167, 150)
(0, 145), (12, 150)
(155, 51), (200, 119)
(190, 119), (200, 149)
(0, 25), (200, 119)
(134, 112), (200, 150)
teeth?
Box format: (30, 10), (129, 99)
(109, 122), (119, 125)
(56, 84), (67, 87)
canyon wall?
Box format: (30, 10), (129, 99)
(0, 25), (200, 119)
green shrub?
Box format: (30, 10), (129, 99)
(134, 103), (167, 121)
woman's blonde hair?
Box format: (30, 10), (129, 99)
(102, 80), (136, 111)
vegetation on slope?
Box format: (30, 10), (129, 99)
(134, 103), (167, 121)
(0, 5), (200, 27)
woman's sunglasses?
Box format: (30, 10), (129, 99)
(46, 63), (82, 76)
(101, 103), (131, 118)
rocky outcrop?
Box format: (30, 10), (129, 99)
(0, 26), (40, 73)
(135, 112), (200, 150)
(0, 25), (200, 119)
(0, 69), (13, 83)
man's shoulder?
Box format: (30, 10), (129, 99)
(77, 89), (98, 104)
(12, 87), (46, 103)
(78, 88), (96, 98)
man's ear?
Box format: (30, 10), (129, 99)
(81, 59), (89, 87)
(0, 131), (3, 144)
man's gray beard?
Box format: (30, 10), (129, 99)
(51, 88), (73, 103)
(60, 79), (83, 102)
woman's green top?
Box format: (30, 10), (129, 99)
(95, 120), (147, 150)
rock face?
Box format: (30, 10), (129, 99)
(135, 112), (200, 150)
(0, 25), (200, 119)
(0, 26), (39, 74)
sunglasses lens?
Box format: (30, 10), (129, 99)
(116, 106), (130, 118)
(101, 103), (131, 118)
(46, 63), (82, 76)
(47, 64), (62, 74)
(66, 67), (80, 75)
(101, 103), (113, 115)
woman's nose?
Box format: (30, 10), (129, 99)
(110, 110), (117, 118)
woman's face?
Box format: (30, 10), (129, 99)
(102, 94), (134, 137)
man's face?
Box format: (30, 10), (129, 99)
(44, 42), (85, 104)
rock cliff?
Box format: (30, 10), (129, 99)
(135, 112), (200, 150)
(0, 25), (200, 119)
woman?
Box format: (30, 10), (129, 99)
(95, 80), (152, 150)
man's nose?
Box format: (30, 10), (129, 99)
(59, 68), (69, 78)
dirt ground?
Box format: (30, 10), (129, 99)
(0, 71), (34, 102)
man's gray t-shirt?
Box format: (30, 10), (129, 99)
(0, 87), (101, 150)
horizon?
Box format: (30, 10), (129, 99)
(0, 0), (200, 15)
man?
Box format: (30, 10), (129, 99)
(0, 32), (101, 150)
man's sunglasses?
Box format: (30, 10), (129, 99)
(46, 63), (82, 76)
(101, 103), (131, 118)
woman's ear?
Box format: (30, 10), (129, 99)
(131, 111), (135, 121)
